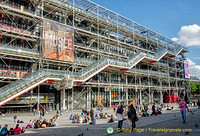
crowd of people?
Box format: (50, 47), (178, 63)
(0, 110), (60, 136)
(0, 124), (25, 136)
(1, 97), (199, 134)
(69, 108), (111, 125)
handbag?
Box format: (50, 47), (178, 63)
(135, 116), (138, 121)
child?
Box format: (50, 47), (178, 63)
(13, 114), (17, 123)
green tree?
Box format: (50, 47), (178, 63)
(197, 83), (200, 93)
(190, 81), (197, 93)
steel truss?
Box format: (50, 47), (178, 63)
(0, 0), (188, 110)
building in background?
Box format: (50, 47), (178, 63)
(0, 0), (188, 112)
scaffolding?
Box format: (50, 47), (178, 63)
(0, 0), (188, 111)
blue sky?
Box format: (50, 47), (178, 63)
(91, 0), (200, 78)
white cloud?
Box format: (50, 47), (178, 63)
(186, 58), (200, 79)
(171, 37), (179, 42)
(172, 24), (200, 46)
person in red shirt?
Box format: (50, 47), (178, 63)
(14, 124), (21, 135)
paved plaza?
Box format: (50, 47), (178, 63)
(0, 106), (200, 136)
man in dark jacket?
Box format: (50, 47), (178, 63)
(197, 99), (200, 109)
(128, 104), (137, 131)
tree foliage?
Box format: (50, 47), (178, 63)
(190, 81), (200, 93)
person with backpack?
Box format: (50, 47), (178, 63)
(0, 124), (8, 136)
(116, 104), (125, 132)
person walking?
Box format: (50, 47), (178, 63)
(197, 99), (200, 109)
(116, 104), (125, 132)
(179, 97), (189, 123)
(33, 108), (36, 115)
(90, 108), (94, 124)
(13, 114), (17, 123)
(128, 104), (137, 131)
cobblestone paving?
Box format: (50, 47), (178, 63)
(0, 107), (200, 136)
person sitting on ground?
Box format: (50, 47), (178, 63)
(34, 120), (41, 128)
(151, 104), (157, 116)
(41, 119), (49, 127)
(108, 115), (114, 123)
(142, 104), (149, 117)
(104, 113), (108, 119)
(21, 127), (25, 133)
(17, 120), (20, 123)
(82, 116), (88, 123)
(160, 104), (163, 111)
(95, 113), (98, 118)
(14, 124), (21, 135)
(53, 120), (58, 127)
(139, 104), (144, 115)
(48, 119), (53, 127)
(89, 118), (96, 125)
(99, 113), (103, 119)
(70, 114), (73, 120)
(76, 114), (80, 123)
(80, 116), (83, 123)
(84, 108), (88, 116)
(72, 115), (76, 123)
(0, 124), (8, 136)
(8, 128), (14, 135)
(26, 120), (34, 129)
(56, 113), (59, 119)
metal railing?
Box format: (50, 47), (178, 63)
(0, 42), (186, 102)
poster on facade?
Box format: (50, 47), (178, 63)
(42, 19), (74, 62)
(184, 61), (190, 78)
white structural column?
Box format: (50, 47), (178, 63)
(135, 87), (138, 104)
(67, 90), (69, 110)
(139, 89), (142, 104)
(87, 90), (91, 109)
(61, 89), (66, 110)
(149, 87), (151, 104)
(126, 88), (128, 105)
(160, 90), (163, 104)
(72, 88), (74, 111)
(109, 88), (112, 107)
(151, 90), (154, 104)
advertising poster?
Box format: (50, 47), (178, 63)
(184, 61), (190, 78)
(43, 20), (74, 62)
